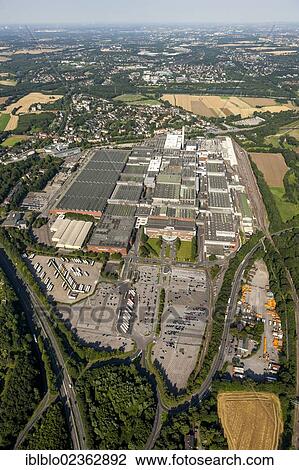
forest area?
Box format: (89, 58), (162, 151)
(20, 402), (71, 450)
(76, 364), (156, 449)
(0, 269), (42, 448)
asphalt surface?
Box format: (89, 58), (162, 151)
(0, 249), (86, 450)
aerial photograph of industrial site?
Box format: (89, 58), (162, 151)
(0, 0), (298, 463)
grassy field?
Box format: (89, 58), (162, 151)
(162, 94), (297, 118)
(114, 94), (160, 106)
(165, 244), (171, 258)
(264, 134), (281, 147)
(147, 238), (162, 257)
(176, 241), (193, 262)
(218, 392), (283, 450)
(1, 135), (29, 147)
(270, 187), (299, 222)
(265, 119), (299, 146)
(0, 113), (10, 131)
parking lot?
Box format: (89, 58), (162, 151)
(27, 254), (101, 303)
(152, 268), (209, 391)
(60, 282), (135, 352)
(133, 265), (160, 337)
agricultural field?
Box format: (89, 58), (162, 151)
(3, 114), (19, 131)
(1, 135), (29, 147)
(217, 392), (283, 450)
(4, 92), (63, 115)
(250, 153), (288, 187)
(12, 48), (62, 55)
(162, 94), (297, 118)
(270, 187), (299, 222)
(114, 94), (161, 106)
(0, 92), (62, 131)
(0, 113), (10, 131)
(0, 79), (17, 87)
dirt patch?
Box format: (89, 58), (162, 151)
(218, 392), (283, 450)
(250, 153), (288, 187)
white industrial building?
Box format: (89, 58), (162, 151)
(50, 216), (93, 250)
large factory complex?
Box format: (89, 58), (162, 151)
(49, 132), (254, 258)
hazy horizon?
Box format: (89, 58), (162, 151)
(0, 0), (298, 25)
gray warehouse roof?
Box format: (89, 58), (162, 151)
(110, 182), (143, 203)
(88, 215), (135, 249)
(153, 183), (180, 201)
(55, 149), (129, 214)
(209, 192), (232, 209)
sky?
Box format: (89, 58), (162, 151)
(0, 0), (298, 24)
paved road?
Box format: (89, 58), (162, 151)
(0, 249), (86, 450)
(15, 392), (57, 449)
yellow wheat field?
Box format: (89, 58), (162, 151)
(12, 48), (62, 55)
(4, 92), (62, 115)
(162, 94), (297, 118)
(1, 92), (62, 131)
(4, 115), (19, 131)
(217, 392), (283, 450)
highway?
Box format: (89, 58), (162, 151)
(0, 249), (86, 450)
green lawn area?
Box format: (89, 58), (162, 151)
(176, 241), (193, 262)
(264, 119), (299, 146)
(114, 93), (147, 103)
(264, 134), (281, 147)
(165, 244), (171, 258)
(147, 238), (162, 257)
(270, 187), (299, 222)
(1, 135), (29, 147)
(114, 93), (161, 106)
(133, 99), (161, 106)
(0, 113), (10, 131)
